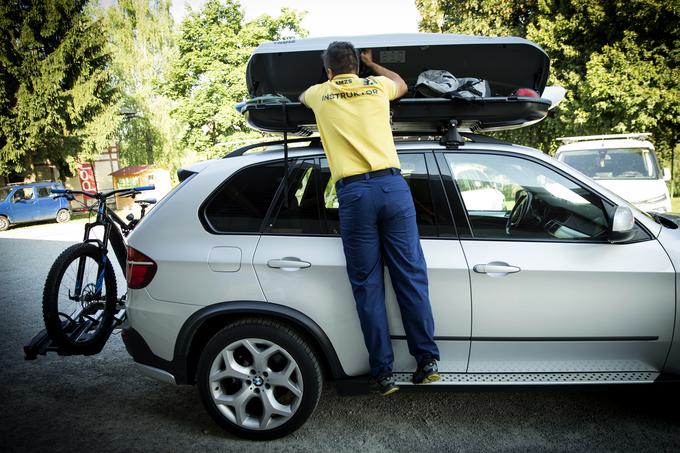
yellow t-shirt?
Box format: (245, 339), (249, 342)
(302, 74), (399, 183)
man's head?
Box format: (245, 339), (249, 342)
(322, 41), (359, 79)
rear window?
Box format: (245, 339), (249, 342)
(203, 162), (284, 233)
(0, 187), (9, 201)
(37, 187), (51, 198)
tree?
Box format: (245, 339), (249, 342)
(416, 0), (680, 191)
(163, 0), (306, 161)
(0, 0), (120, 180)
(102, 0), (182, 171)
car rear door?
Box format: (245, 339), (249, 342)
(253, 152), (471, 376)
(438, 150), (675, 374)
(36, 185), (57, 220)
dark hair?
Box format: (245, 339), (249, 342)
(321, 41), (359, 75)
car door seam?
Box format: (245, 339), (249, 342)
(457, 239), (474, 373)
(251, 234), (269, 302)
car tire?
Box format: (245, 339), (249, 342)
(196, 318), (322, 440)
(56, 209), (71, 223)
(0, 216), (9, 231)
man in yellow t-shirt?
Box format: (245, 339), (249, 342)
(300, 42), (440, 395)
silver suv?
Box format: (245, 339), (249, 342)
(121, 135), (680, 439)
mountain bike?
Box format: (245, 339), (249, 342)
(41, 185), (155, 354)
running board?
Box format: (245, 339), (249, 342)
(393, 371), (659, 386)
(335, 371), (659, 395)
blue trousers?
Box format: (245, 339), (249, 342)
(336, 171), (439, 377)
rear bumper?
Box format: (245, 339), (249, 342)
(122, 327), (182, 384)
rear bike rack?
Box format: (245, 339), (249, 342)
(23, 306), (127, 360)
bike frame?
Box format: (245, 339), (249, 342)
(54, 186), (154, 302)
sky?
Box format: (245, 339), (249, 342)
(170, 0), (422, 37)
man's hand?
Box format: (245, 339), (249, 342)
(359, 48), (408, 99)
(360, 49), (374, 68)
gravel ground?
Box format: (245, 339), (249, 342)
(2, 223), (680, 452)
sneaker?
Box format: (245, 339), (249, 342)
(370, 373), (400, 396)
(412, 359), (440, 384)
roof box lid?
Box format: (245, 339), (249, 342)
(246, 33), (550, 99)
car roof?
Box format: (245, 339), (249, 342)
(556, 138), (655, 153)
(2, 182), (60, 189)
(230, 138), (544, 160)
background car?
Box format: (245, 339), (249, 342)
(0, 182), (71, 231)
(555, 133), (672, 213)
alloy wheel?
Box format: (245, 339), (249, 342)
(208, 338), (303, 430)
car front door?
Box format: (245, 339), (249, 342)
(253, 153), (471, 376)
(10, 187), (38, 223)
(439, 151), (675, 374)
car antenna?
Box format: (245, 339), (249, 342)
(440, 119), (465, 149)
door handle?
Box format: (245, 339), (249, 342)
(473, 262), (521, 275)
(267, 257), (311, 270)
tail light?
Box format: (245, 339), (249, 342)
(126, 246), (157, 289)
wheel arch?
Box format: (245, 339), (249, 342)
(174, 301), (348, 384)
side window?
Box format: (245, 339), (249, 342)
(445, 153), (614, 241)
(400, 154), (438, 237)
(204, 162), (284, 233)
(268, 154), (440, 237)
(12, 187), (34, 202)
(37, 187), (50, 198)
(269, 160), (325, 234)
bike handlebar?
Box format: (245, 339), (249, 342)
(51, 185), (155, 199)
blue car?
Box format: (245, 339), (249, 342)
(0, 182), (71, 231)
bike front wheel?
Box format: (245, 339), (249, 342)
(42, 243), (118, 353)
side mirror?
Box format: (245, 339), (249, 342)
(609, 206), (635, 244)
(663, 168), (672, 182)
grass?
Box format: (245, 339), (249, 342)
(672, 197), (680, 214)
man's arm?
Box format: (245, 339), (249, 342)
(360, 49), (408, 99)
(299, 90), (308, 107)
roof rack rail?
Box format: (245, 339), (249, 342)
(225, 136), (321, 158)
(460, 132), (513, 146)
(557, 133), (652, 144)
(224, 132), (512, 158)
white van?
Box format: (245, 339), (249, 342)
(555, 133), (672, 213)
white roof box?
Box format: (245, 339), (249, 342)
(242, 33), (557, 135)
(247, 33), (550, 98)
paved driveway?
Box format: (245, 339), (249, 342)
(2, 222), (680, 452)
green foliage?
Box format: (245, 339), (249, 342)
(0, 0), (120, 178)
(416, 0), (538, 36)
(162, 0), (306, 160)
(416, 0), (680, 183)
(102, 0), (182, 172)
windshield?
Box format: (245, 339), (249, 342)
(560, 148), (659, 179)
(0, 187), (10, 201)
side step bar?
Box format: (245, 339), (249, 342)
(335, 371), (659, 395)
(23, 308), (127, 360)
(392, 371), (659, 386)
